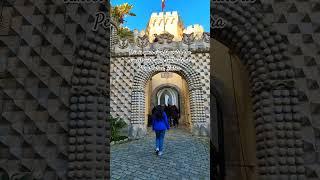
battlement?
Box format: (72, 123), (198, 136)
(147, 11), (184, 42)
(148, 11), (181, 27)
(185, 24), (203, 31)
(183, 24), (204, 40)
(150, 11), (179, 18)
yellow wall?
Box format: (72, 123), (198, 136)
(212, 40), (257, 180)
(146, 11), (184, 42)
(146, 72), (191, 126)
(151, 72), (184, 92)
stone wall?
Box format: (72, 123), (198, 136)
(0, 0), (109, 179)
(110, 33), (210, 135)
(110, 53), (211, 125)
(213, 0), (320, 179)
(260, 0), (320, 178)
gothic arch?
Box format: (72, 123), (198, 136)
(151, 83), (182, 100)
(212, 2), (305, 179)
(151, 83), (184, 117)
(151, 83), (182, 106)
(129, 59), (208, 138)
(156, 88), (178, 105)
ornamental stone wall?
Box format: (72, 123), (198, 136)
(259, 0), (320, 178)
(0, 1), (109, 179)
(110, 33), (211, 138)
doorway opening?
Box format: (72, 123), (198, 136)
(211, 39), (257, 180)
(144, 72), (192, 130)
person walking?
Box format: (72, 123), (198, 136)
(152, 105), (170, 156)
(171, 105), (180, 128)
(164, 104), (172, 126)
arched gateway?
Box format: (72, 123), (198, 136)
(129, 58), (207, 138)
(212, 2), (306, 179)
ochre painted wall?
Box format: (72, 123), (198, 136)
(212, 40), (257, 180)
(146, 72), (191, 126)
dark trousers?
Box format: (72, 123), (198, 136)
(155, 130), (166, 152)
(173, 118), (179, 127)
(168, 116), (173, 126)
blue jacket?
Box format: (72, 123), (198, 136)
(152, 112), (170, 131)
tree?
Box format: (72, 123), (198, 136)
(111, 3), (136, 25)
(98, 1), (136, 40)
(117, 26), (134, 42)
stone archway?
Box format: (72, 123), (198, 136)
(150, 83), (193, 127)
(128, 59), (208, 138)
(151, 83), (182, 108)
(212, 2), (305, 179)
(156, 88), (178, 106)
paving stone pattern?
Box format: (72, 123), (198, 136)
(111, 128), (210, 180)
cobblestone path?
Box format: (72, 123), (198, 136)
(111, 127), (210, 180)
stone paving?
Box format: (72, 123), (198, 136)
(111, 127), (210, 180)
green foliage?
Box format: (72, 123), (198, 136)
(111, 3), (136, 25)
(108, 116), (127, 141)
(99, 2), (135, 40)
(117, 27), (134, 42)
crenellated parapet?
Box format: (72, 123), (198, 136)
(183, 24), (204, 40)
(146, 11), (184, 42)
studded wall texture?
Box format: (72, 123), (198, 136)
(110, 33), (211, 137)
(0, 0), (108, 179)
(260, 0), (320, 179)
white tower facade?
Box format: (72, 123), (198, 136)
(146, 11), (184, 42)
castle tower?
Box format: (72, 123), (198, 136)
(183, 24), (204, 40)
(146, 11), (184, 42)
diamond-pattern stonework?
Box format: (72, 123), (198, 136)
(110, 36), (211, 138)
(0, 0), (109, 179)
(259, 0), (320, 178)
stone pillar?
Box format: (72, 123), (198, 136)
(130, 90), (147, 139)
(69, 27), (110, 180)
(189, 88), (208, 136)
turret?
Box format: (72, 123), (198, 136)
(146, 11), (184, 42)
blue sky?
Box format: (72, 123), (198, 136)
(111, 0), (210, 32)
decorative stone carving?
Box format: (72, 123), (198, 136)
(203, 32), (210, 43)
(182, 32), (195, 46)
(136, 35), (149, 48)
(154, 32), (174, 44)
(118, 38), (130, 49)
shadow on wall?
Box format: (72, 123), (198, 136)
(211, 39), (257, 180)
